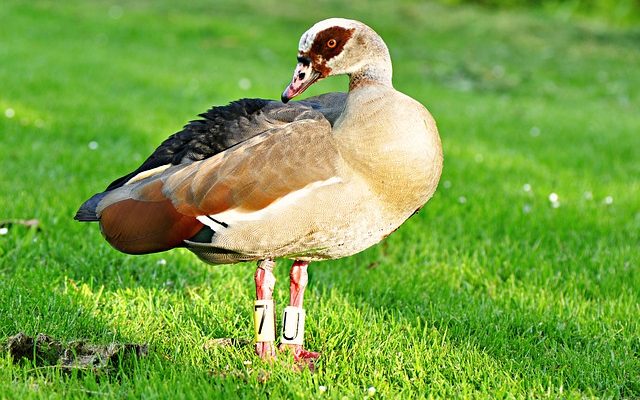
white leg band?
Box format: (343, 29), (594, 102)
(254, 299), (275, 342)
(280, 306), (305, 345)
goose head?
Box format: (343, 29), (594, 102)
(281, 18), (393, 103)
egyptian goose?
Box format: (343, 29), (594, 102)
(76, 18), (443, 363)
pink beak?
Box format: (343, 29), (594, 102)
(281, 62), (321, 103)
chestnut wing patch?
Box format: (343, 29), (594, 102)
(95, 116), (340, 254)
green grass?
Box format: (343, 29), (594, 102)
(1, 0), (638, 398)
(442, 0), (640, 26)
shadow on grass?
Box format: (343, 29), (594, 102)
(306, 232), (638, 396)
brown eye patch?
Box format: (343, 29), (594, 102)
(310, 26), (355, 61)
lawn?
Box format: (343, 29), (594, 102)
(0, 0), (638, 398)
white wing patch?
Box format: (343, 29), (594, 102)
(196, 177), (343, 229)
(125, 164), (171, 185)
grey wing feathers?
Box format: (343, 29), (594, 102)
(104, 94), (346, 191)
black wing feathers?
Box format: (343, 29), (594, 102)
(105, 98), (271, 191)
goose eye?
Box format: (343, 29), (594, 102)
(327, 39), (337, 48)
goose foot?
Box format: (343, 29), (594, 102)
(279, 343), (319, 371)
(279, 343), (320, 361)
(256, 341), (276, 359)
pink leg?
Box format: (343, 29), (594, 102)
(279, 260), (320, 363)
(255, 259), (276, 359)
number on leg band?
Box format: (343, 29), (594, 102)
(254, 299), (275, 342)
(281, 306), (305, 345)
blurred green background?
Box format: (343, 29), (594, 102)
(445, 0), (640, 25)
(0, 0), (638, 398)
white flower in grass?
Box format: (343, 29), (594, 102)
(442, 180), (451, 189)
(458, 196), (467, 204)
(108, 5), (123, 19)
(367, 386), (376, 396)
(238, 78), (252, 90)
(523, 183), (531, 192)
(5, 108), (15, 118)
(0, 227), (8, 235)
(523, 204), (532, 214)
(157, 259), (167, 266)
(88, 141), (99, 150)
(603, 196), (613, 205)
(530, 126), (540, 137)
(548, 192), (560, 208)
(318, 385), (327, 393)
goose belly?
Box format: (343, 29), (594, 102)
(185, 180), (408, 263)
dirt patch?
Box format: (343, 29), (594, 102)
(5, 332), (147, 372)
